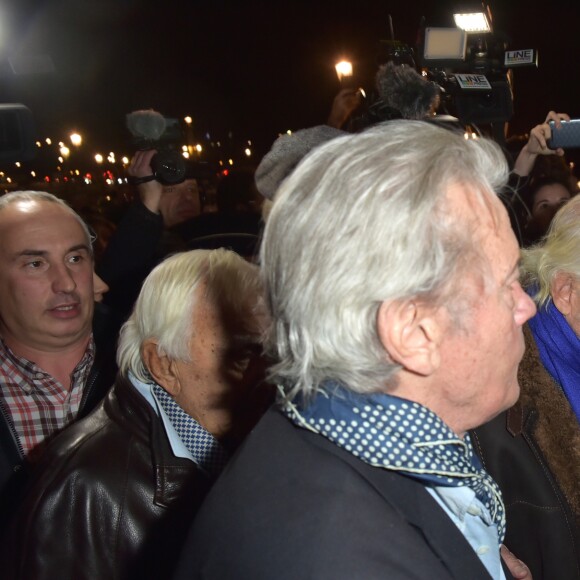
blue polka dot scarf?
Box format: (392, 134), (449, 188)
(281, 382), (506, 542)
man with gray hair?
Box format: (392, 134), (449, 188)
(3, 248), (270, 579)
(177, 121), (536, 579)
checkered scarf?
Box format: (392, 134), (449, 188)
(153, 384), (229, 477)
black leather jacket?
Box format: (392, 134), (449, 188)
(3, 375), (211, 580)
(0, 304), (118, 530)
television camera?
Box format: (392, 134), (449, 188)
(345, 8), (538, 141)
(126, 109), (188, 185)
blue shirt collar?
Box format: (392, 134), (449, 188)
(129, 373), (229, 477)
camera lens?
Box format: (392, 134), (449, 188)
(151, 150), (187, 185)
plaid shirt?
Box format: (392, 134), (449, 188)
(0, 337), (95, 457)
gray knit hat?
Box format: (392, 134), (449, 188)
(255, 125), (346, 199)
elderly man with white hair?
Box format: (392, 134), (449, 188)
(3, 248), (270, 579)
(176, 120), (536, 579)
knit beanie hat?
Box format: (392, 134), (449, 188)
(255, 125), (346, 199)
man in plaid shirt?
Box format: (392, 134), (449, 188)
(0, 191), (115, 526)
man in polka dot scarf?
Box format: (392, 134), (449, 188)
(176, 120), (535, 579)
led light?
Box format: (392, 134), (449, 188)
(454, 12), (491, 33)
(424, 27), (467, 60)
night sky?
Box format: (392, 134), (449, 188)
(1, 0), (579, 161)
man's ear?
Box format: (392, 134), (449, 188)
(377, 300), (442, 376)
(552, 272), (574, 316)
(141, 339), (181, 396)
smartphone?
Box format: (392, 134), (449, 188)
(548, 119), (580, 149)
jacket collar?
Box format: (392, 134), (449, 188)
(110, 376), (209, 507)
(510, 325), (580, 520)
(311, 427), (505, 580)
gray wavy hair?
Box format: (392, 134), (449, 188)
(117, 248), (262, 383)
(260, 120), (509, 399)
(522, 194), (580, 307)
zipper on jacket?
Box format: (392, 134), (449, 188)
(79, 364), (99, 414)
(0, 397), (25, 462)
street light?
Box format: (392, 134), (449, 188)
(95, 154), (103, 164)
(184, 117), (194, 155)
(70, 133), (82, 146)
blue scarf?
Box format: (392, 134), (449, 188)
(281, 383), (505, 542)
(528, 300), (580, 423)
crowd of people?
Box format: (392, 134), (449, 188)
(0, 61), (579, 579)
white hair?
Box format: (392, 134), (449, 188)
(260, 120), (509, 399)
(522, 194), (580, 307)
(117, 248), (262, 383)
(0, 190), (93, 251)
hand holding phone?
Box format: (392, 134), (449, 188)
(548, 119), (580, 149)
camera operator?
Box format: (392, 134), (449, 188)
(129, 149), (203, 228)
(97, 149), (208, 320)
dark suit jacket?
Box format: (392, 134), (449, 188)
(176, 408), (507, 580)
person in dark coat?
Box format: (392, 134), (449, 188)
(473, 195), (580, 579)
(3, 248), (271, 579)
(175, 121), (535, 579)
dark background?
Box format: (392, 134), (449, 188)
(0, 0), (578, 159)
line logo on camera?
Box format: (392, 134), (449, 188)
(505, 49), (537, 67)
(455, 74), (491, 91)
